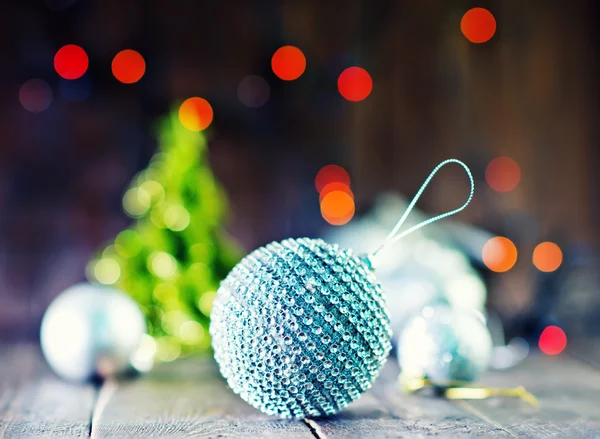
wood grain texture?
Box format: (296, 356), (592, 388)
(306, 359), (511, 439)
(3, 342), (600, 438)
(0, 344), (96, 438)
(458, 354), (600, 439)
(93, 356), (314, 438)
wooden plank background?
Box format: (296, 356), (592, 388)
(0, 345), (96, 438)
(1, 342), (599, 438)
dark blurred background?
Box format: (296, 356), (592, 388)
(1, 0), (599, 343)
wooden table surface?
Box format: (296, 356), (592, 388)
(1, 341), (599, 438)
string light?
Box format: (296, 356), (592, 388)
(179, 97), (213, 131)
(153, 283), (178, 304)
(271, 46), (306, 81)
(139, 180), (165, 205)
(112, 49), (146, 84)
(148, 252), (178, 279)
(320, 190), (355, 226)
(123, 187), (151, 217)
(319, 182), (354, 203)
(54, 44), (88, 80)
(315, 164), (351, 193)
(162, 310), (190, 336)
(164, 205), (191, 231)
(485, 157), (520, 193)
(533, 242), (563, 272)
(19, 79), (52, 113)
(94, 258), (121, 285)
(482, 237), (518, 272)
(337, 67), (372, 102)
(198, 291), (217, 316)
(461, 8), (496, 44)
(179, 320), (206, 345)
(114, 230), (143, 258)
(539, 326), (567, 355)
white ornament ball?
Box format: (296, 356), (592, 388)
(398, 305), (492, 385)
(41, 283), (147, 382)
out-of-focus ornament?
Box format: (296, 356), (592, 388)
(490, 337), (529, 369)
(398, 305), (537, 405)
(211, 159), (474, 418)
(399, 306), (492, 385)
(41, 283), (147, 382)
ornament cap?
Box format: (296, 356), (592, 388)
(360, 253), (377, 271)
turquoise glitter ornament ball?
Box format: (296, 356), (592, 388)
(210, 237), (392, 419)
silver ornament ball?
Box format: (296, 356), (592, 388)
(41, 283), (147, 382)
(210, 238), (392, 419)
(398, 305), (492, 385)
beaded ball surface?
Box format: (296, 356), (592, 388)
(210, 237), (392, 419)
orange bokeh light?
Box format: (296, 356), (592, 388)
(482, 236), (518, 272)
(539, 326), (567, 355)
(319, 182), (354, 203)
(485, 157), (521, 192)
(54, 44), (89, 80)
(315, 165), (350, 193)
(179, 97), (213, 131)
(112, 50), (146, 84)
(533, 242), (563, 272)
(337, 67), (372, 102)
(271, 46), (306, 81)
(321, 191), (355, 226)
(461, 7), (496, 44)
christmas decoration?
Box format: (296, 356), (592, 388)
(324, 193), (486, 338)
(89, 110), (241, 361)
(40, 283), (146, 382)
(398, 305), (537, 405)
(211, 238), (391, 418)
(211, 159), (475, 418)
(398, 305), (492, 386)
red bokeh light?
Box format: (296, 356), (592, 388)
(315, 165), (351, 193)
(539, 326), (567, 355)
(54, 44), (89, 80)
(319, 182), (354, 203)
(337, 67), (372, 102)
(271, 46), (306, 81)
(461, 8), (496, 44)
(485, 157), (521, 192)
(112, 50), (146, 84)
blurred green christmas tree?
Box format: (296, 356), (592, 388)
(88, 109), (241, 361)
